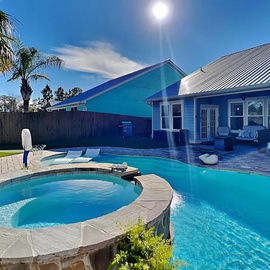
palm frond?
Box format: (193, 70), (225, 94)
(28, 74), (50, 81)
(28, 56), (64, 75)
(0, 10), (15, 73)
(0, 11), (14, 36)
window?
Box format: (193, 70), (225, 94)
(230, 102), (243, 130)
(172, 103), (182, 129)
(161, 104), (170, 129)
(71, 107), (78, 111)
(160, 102), (183, 130)
(229, 98), (267, 131)
(247, 100), (263, 125)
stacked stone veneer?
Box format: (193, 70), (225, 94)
(0, 164), (174, 270)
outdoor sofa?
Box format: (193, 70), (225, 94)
(236, 125), (266, 143)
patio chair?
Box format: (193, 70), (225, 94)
(71, 148), (100, 163)
(51, 150), (83, 165)
(217, 126), (230, 136)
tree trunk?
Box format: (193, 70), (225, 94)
(20, 79), (32, 112)
(23, 99), (29, 112)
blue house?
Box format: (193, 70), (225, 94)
(146, 43), (270, 143)
(49, 60), (186, 118)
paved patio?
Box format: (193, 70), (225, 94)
(1, 143), (270, 179)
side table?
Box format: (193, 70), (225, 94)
(214, 136), (234, 151)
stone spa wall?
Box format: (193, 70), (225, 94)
(0, 165), (174, 270)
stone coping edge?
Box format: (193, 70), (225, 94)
(0, 164), (174, 264)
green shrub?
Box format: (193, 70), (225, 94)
(109, 219), (187, 270)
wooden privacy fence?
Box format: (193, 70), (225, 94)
(0, 111), (151, 147)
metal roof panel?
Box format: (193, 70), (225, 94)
(179, 43), (270, 96)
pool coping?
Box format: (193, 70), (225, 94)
(0, 161), (174, 264)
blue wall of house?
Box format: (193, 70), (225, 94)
(152, 102), (160, 130)
(151, 97), (195, 142)
(65, 105), (85, 111)
(197, 91), (270, 128)
(152, 89), (270, 142)
(195, 97), (225, 141)
(85, 65), (184, 117)
(183, 97), (194, 141)
(194, 90), (270, 140)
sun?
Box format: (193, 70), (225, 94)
(152, 2), (168, 20)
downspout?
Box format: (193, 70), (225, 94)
(193, 97), (197, 143)
(145, 101), (154, 139)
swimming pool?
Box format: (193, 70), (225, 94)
(85, 153), (270, 269)
(0, 172), (141, 229)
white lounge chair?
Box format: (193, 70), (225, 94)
(71, 148), (100, 163)
(51, 150), (83, 165)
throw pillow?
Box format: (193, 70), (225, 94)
(251, 130), (258, 139)
(238, 129), (244, 137)
(243, 130), (251, 138)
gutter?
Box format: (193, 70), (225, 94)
(146, 83), (270, 102)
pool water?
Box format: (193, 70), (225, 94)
(0, 173), (141, 229)
(93, 153), (270, 269)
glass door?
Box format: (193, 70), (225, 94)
(200, 105), (219, 142)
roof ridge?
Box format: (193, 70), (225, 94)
(220, 42), (270, 59)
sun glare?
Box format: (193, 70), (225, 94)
(152, 2), (168, 20)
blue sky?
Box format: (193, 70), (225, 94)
(1, 0), (270, 100)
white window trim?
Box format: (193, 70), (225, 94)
(228, 97), (268, 131)
(268, 99), (270, 129)
(228, 99), (244, 132)
(160, 103), (170, 130)
(246, 99), (264, 126)
(160, 101), (184, 131)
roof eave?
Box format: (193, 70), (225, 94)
(49, 101), (86, 110)
(178, 83), (270, 98)
(145, 95), (180, 102)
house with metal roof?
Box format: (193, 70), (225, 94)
(48, 60), (186, 118)
(146, 43), (270, 144)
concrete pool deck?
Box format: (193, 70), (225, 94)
(1, 143), (270, 180)
(50, 143), (270, 176)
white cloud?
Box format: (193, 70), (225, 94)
(53, 41), (146, 79)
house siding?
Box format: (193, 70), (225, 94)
(193, 90), (270, 141)
(65, 106), (84, 111)
(152, 102), (161, 130)
(151, 97), (194, 143)
(85, 65), (183, 117)
(197, 91), (270, 125)
(183, 98), (194, 141)
(152, 89), (270, 143)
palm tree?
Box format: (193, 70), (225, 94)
(7, 45), (64, 112)
(0, 10), (15, 73)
